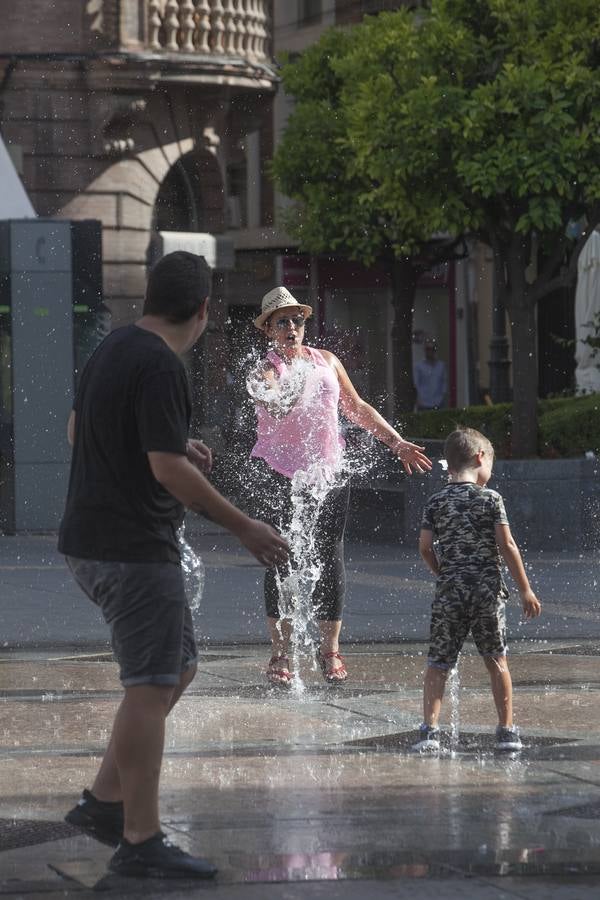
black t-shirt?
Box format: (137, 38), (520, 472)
(58, 324), (191, 564)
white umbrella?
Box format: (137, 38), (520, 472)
(575, 229), (600, 394)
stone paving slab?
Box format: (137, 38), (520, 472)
(1, 644), (600, 897)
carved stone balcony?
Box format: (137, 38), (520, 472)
(143, 0), (270, 62)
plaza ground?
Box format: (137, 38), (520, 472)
(1, 526), (599, 898)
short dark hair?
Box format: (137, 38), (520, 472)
(444, 426), (494, 473)
(144, 251), (211, 323)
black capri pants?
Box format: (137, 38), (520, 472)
(249, 458), (350, 621)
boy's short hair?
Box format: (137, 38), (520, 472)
(144, 251), (211, 323)
(444, 427), (494, 472)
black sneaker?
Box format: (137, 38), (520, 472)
(495, 725), (523, 752)
(109, 831), (218, 879)
(411, 723), (441, 753)
(65, 789), (124, 847)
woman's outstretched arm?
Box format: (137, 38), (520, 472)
(324, 350), (432, 475)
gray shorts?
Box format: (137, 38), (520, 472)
(428, 580), (508, 670)
(66, 556), (197, 687)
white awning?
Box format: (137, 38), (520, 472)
(0, 136), (36, 219)
(154, 231), (234, 270)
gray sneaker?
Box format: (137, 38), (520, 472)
(411, 724), (440, 753)
(495, 725), (522, 752)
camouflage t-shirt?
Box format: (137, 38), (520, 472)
(421, 482), (509, 586)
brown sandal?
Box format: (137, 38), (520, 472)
(266, 654), (293, 687)
(317, 650), (348, 684)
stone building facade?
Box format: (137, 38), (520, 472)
(0, 1), (275, 424)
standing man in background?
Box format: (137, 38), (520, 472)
(414, 339), (448, 411)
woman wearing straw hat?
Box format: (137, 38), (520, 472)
(247, 286), (432, 687)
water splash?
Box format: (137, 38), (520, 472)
(448, 663), (460, 753)
(245, 349), (382, 693)
(275, 462), (343, 694)
(247, 355), (311, 416)
(177, 525), (205, 612)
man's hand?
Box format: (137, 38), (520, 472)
(238, 519), (290, 568)
(148, 453), (287, 564)
(521, 588), (542, 620)
(186, 439), (212, 474)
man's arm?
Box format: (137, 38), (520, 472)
(413, 362), (424, 402)
(495, 524), (541, 619)
(438, 362), (448, 406)
(67, 410), (76, 446)
(148, 451), (288, 567)
(418, 528), (440, 576)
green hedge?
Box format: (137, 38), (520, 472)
(399, 393), (600, 458)
(538, 393), (600, 457)
(400, 403), (513, 457)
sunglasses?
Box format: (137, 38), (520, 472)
(273, 315), (306, 329)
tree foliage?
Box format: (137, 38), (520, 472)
(272, 0), (600, 455)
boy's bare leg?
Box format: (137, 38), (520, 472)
(484, 655), (513, 727)
(267, 616), (292, 656)
(423, 666), (449, 726)
(91, 664), (197, 805)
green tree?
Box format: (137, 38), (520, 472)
(273, 0), (600, 456)
(271, 23), (465, 414)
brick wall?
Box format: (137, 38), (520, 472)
(0, 0), (119, 55)
(0, 57), (243, 326)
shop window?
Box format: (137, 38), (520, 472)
(298, 0), (322, 26)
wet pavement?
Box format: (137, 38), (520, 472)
(1, 530), (600, 897)
(1, 643), (600, 898)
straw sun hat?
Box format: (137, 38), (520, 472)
(253, 286), (313, 331)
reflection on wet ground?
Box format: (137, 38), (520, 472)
(1, 643), (600, 897)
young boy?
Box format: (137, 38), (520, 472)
(413, 427), (541, 753)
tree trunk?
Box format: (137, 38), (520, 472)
(506, 273), (539, 457)
(489, 245), (511, 403)
(389, 256), (419, 418)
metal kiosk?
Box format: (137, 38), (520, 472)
(0, 220), (80, 532)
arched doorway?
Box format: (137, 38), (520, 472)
(152, 148), (225, 235)
(153, 157), (202, 233)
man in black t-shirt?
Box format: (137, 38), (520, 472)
(59, 251), (288, 880)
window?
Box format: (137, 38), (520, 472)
(361, 1), (404, 13)
(298, 0), (322, 26)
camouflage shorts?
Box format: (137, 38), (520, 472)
(428, 580), (509, 670)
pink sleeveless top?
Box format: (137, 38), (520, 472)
(251, 347), (345, 478)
